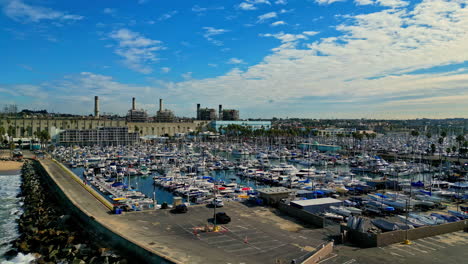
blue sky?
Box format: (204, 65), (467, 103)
(1, 0), (467, 119)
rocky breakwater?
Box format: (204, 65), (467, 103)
(10, 161), (127, 264)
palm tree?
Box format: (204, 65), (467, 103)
(456, 135), (465, 162)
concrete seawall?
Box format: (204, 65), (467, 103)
(33, 159), (177, 264)
(341, 220), (468, 248)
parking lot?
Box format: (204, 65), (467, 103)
(116, 201), (335, 263)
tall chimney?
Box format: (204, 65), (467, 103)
(219, 104), (223, 120)
(159, 98), (163, 112)
(196, 104), (200, 120)
(132, 97), (136, 110)
(94, 96), (100, 118)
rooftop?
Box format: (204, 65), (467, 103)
(291, 198), (341, 207)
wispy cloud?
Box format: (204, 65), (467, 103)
(3, 0), (83, 23)
(315, 0), (346, 5)
(203, 27), (230, 46)
(158, 10), (178, 21)
(238, 3), (257, 10)
(227, 58), (245, 64)
(257, 12), (277, 23)
(161, 67), (171, 73)
(108, 28), (164, 74)
(271, 20), (287, 26)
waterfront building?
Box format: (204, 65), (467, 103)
(315, 128), (357, 137)
(57, 127), (139, 146)
(211, 120), (272, 132)
(298, 142), (342, 152)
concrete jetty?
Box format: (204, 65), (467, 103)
(37, 157), (330, 264)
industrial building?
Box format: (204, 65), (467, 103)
(0, 96), (208, 141)
(198, 106), (217, 121)
(57, 127), (139, 146)
(126, 97), (149, 123)
(196, 104), (240, 121)
(155, 99), (176, 123)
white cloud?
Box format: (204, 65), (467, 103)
(108, 28), (164, 74)
(376, 0), (409, 8)
(203, 27), (230, 46)
(275, 0), (288, 4)
(182, 72), (192, 80)
(158, 10), (178, 21)
(355, 0), (375, 5)
(239, 3), (257, 10)
(315, 0), (346, 5)
(227, 58), (245, 64)
(303, 31), (319, 36)
(161, 67), (171, 73)
(261, 31), (317, 43)
(4, 0), (83, 23)
(156, 0), (468, 118)
(258, 12), (277, 23)
(271, 21), (287, 26)
(5, 0), (468, 118)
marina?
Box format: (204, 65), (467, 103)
(51, 137), (467, 233)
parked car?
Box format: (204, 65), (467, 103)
(210, 198), (224, 208)
(214, 212), (231, 224)
(172, 204), (188, 214)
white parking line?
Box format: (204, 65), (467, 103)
(389, 246), (416, 256)
(251, 239), (280, 244)
(379, 247), (403, 258)
(259, 243), (288, 253)
(206, 239), (238, 245)
(318, 253), (338, 263)
(225, 247), (257, 253)
(342, 259), (356, 264)
(390, 252), (404, 257)
(419, 239), (445, 249)
(412, 242), (436, 251)
(407, 245), (428, 254)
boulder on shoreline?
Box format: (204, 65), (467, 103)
(11, 161), (127, 264)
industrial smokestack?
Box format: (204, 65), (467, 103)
(132, 97), (136, 110)
(219, 105), (223, 120)
(159, 98), (163, 112)
(196, 104), (201, 120)
(94, 96), (100, 118)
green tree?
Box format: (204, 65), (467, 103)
(430, 143), (436, 154)
(456, 135), (465, 162)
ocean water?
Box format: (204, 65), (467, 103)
(0, 173), (22, 261)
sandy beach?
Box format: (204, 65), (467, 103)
(0, 161), (23, 173)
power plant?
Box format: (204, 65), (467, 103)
(196, 103), (239, 121)
(155, 98), (175, 123)
(126, 97), (149, 123)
